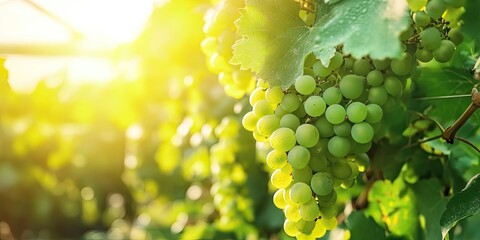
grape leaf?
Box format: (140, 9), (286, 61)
(231, 0), (409, 88)
(441, 174), (480, 239)
(462, 0), (480, 46)
(346, 211), (387, 240)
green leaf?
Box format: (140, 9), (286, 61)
(346, 211), (387, 240)
(231, 0), (409, 88)
(462, 0), (480, 45)
(441, 174), (480, 239)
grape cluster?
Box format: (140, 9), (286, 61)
(202, 0), (256, 99)
(405, 0), (464, 64)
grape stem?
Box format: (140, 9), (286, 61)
(442, 88), (480, 144)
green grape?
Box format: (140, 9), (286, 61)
(325, 104), (346, 124)
(333, 122), (351, 137)
(312, 219), (327, 238)
(448, 28), (463, 45)
(319, 206), (337, 219)
(433, 40), (456, 63)
(390, 53), (413, 76)
(308, 154), (328, 172)
(299, 199), (320, 221)
(200, 37), (218, 55)
(347, 161), (360, 178)
(209, 52), (229, 71)
(314, 117), (334, 138)
(281, 162), (293, 175)
(339, 74), (364, 99)
(420, 27), (442, 50)
(353, 59), (372, 76)
(273, 189), (287, 209)
(384, 76), (403, 98)
(317, 190), (337, 207)
(311, 172), (333, 196)
(313, 60), (332, 77)
(304, 96), (326, 117)
(281, 93), (301, 113)
(328, 136), (351, 157)
(280, 113), (301, 130)
(293, 166), (313, 184)
(331, 160), (352, 180)
(271, 169), (292, 189)
(319, 217), (337, 230)
(372, 58), (391, 70)
(296, 124), (320, 148)
(426, 0), (447, 19)
(288, 145), (311, 169)
(256, 114), (280, 136)
(407, 0), (428, 11)
(242, 111), (258, 131)
(400, 26), (414, 41)
(289, 182), (313, 205)
(253, 100), (274, 116)
(443, 0), (464, 8)
(344, 57), (355, 70)
(328, 52), (343, 71)
(355, 153), (370, 172)
(275, 104), (288, 118)
(294, 103), (307, 118)
(368, 86), (388, 105)
(284, 219), (300, 237)
(413, 11), (430, 28)
(416, 48), (433, 63)
(270, 127), (296, 151)
(350, 139), (372, 153)
(295, 75), (317, 95)
(346, 102), (367, 123)
(266, 86), (284, 105)
(322, 87), (343, 105)
(351, 122), (374, 144)
(296, 219), (316, 235)
(266, 149), (288, 169)
(366, 70), (384, 87)
(253, 129), (269, 142)
(365, 104), (383, 124)
(285, 204), (302, 221)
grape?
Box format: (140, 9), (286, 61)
(317, 190), (337, 207)
(413, 11), (430, 28)
(368, 86), (388, 105)
(339, 75), (364, 99)
(280, 113), (301, 130)
(426, 0), (447, 19)
(284, 219), (300, 237)
(253, 100), (274, 116)
(289, 182), (312, 205)
(325, 104), (346, 124)
(266, 86), (284, 105)
(293, 166), (313, 184)
(443, 0), (464, 8)
(270, 127), (296, 151)
(313, 60), (332, 77)
(383, 76), (403, 98)
(346, 102), (367, 123)
(372, 59), (391, 70)
(351, 122), (374, 144)
(304, 53), (317, 68)
(311, 172), (333, 196)
(312, 219), (327, 237)
(281, 93), (301, 113)
(353, 59), (371, 76)
(242, 111), (258, 131)
(253, 129), (269, 142)
(319, 217), (337, 230)
(299, 199), (320, 221)
(304, 96), (326, 117)
(270, 169), (292, 189)
(323, 87), (343, 105)
(200, 37), (218, 55)
(296, 219), (315, 235)
(328, 52), (344, 70)
(448, 28), (463, 45)
(256, 114), (280, 136)
(308, 154), (328, 172)
(296, 124), (320, 148)
(319, 206), (336, 219)
(433, 40), (456, 63)
(400, 26), (414, 41)
(366, 70), (384, 87)
(416, 48), (433, 63)
(294, 104), (307, 118)
(285, 204), (302, 221)
(344, 57), (355, 70)
(328, 136), (351, 157)
(407, 0), (427, 11)
(266, 149), (288, 169)
(333, 122), (351, 137)
(420, 27), (442, 50)
(288, 145), (311, 169)
(314, 117), (334, 138)
(295, 75), (317, 95)
(281, 162), (293, 175)
(273, 189), (287, 209)
(390, 53), (413, 76)
(365, 104), (383, 124)
(350, 140), (372, 154)
(331, 160), (352, 180)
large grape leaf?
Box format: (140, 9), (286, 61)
(231, 0), (409, 88)
(441, 174), (480, 239)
